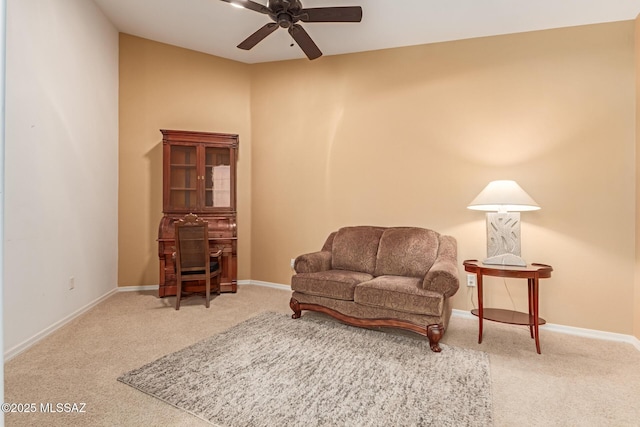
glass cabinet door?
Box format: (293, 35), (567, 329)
(205, 147), (231, 208)
(169, 145), (198, 211)
(162, 129), (238, 214)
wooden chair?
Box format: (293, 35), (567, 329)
(174, 213), (222, 310)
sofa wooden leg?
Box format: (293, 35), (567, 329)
(290, 297), (301, 319)
(427, 323), (444, 352)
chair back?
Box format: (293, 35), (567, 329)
(175, 214), (209, 274)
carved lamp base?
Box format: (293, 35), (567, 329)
(484, 212), (527, 267)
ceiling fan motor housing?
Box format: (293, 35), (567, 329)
(268, 0), (303, 14)
(275, 13), (293, 28)
(268, 0), (302, 27)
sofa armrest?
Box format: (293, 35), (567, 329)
(422, 235), (459, 297)
(294, 251), (332, 274)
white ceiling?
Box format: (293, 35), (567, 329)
(93, 0), (640, 64)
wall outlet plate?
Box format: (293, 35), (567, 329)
(466, 274), (477, 287)
(290, 258), (296, 269)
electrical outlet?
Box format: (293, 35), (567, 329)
(466, 274), (476, 287)
(290, 258), (296, 269)
(69, 276), (75, 290)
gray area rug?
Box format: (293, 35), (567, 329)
(118, 312), (492, 426)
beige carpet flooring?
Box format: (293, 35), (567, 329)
(4, 285), (640, 426)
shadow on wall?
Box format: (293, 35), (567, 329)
(144, 139), (163, 284)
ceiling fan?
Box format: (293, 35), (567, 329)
(220, 0), (363, 60)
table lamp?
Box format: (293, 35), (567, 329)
(467, 180), (540, 266)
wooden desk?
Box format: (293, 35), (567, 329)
(158, 215), (237, 296)
(463, 259), (553, 354)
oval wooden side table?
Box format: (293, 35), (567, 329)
(463, 259), (553, 354)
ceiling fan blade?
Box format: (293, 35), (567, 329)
(219, 0), (270, 15)
(288, 24), (322, 60)
(237, 23), (278, 50)
(299, 7), (362, 23)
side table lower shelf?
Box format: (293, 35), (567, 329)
(471, 308), (546, 327)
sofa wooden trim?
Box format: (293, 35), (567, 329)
(290, 297), (445, 352)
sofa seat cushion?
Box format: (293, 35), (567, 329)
(292, 270), (374, 301)
(354, 276), (444, 316)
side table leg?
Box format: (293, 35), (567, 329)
(528, 278), (534, 339)
(477, 273), (483, 344)
(533, 278), (541, 354)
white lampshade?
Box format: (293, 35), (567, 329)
(468, 180), (540, 213)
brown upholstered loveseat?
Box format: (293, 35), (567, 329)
(290, 226), (459, 352)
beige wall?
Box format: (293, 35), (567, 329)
(118, 34), (252, 285)
(636, 14), (640, 340)
(119, 22), (638, 337)
(251, 22), (636, 335)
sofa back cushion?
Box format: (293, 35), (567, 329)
(374, 227), (440, 278)
(332, 226), (385, 275)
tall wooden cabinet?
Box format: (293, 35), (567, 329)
(157, 129), (238, 296)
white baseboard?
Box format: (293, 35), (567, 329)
(238, 279), (290, 291)
(451, 309), (640, 351)
(4, 288), (119, 361)
(117, 285), (159, 292)
(117, 282), (291, 292)
(541, 321), (640, 351)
